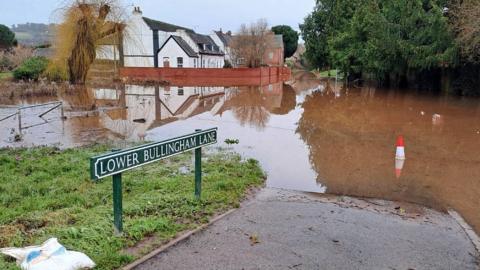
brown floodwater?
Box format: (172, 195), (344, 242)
(1, 74), (480, 233)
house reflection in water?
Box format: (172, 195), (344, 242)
(93, 82), (293, 140)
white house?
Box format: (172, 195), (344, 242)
(119, 7), (225, 68)
(157, 35), (199, 68)
(122, 7), (195, 67)
(157, 30), (225, 68)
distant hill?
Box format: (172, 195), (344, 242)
(11, 23), (55, 46)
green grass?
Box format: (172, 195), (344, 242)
(0, 145), (265, 269)
(0, 72), (13, 81)
(318, 69), (340, 78)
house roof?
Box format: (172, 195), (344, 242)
(142, 17), (193, 33)
(159, 35), (198, 58)
(187, 32), (225, 56)
(214, 31), (233, 46)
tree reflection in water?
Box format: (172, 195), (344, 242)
(228, 86), (272, 130)
(227, 83), (297, 129)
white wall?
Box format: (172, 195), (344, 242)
(157, 38), (197, 68)
(123, 13), (155, 67)
(200, 54), (225, 68)
(209, 32), (232, 63)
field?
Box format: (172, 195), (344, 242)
(0, 72), (13, 81)
(0, 145), (265, 269)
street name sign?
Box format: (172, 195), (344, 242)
(89, 128), (217, 234)
(90, 128), (217, 180)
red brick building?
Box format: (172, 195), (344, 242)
(264, 35), (284, 67)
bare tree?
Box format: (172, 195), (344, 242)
(230, 19), (275, 68)
(451, 0), (480, 62)
(0, 46), (33, 71)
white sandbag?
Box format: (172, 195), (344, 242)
(0, 238), (95, 270)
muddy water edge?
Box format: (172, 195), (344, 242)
(0, 75), (479, 235)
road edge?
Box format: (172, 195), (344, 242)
(448, 209), (480, 253)
(122, 207), (239, 270)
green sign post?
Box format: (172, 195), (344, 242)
(90, 128), (217, 234)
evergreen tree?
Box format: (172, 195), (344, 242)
(0, 24), (17, 49)
(301, 0), (457, 85)
(271, 25), (299, 59)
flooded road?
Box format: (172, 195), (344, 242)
(1, 74), (480, 233)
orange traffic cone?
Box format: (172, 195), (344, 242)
(395, 136), (406, 160)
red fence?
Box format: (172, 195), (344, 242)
(119, 67), (291, 86)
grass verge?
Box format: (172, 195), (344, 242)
(0, 145), (265, 269)
(0, 72), (13, 81)
(316, 69), (344, 79)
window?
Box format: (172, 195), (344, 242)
(269, 52), (274, 60)
(194, 58), (197, 68)
(177, 57), (183, 68)
(178, 87), (184, 96)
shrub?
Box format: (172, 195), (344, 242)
(223, 60), (233, 68)
(13, 56), (49, 81)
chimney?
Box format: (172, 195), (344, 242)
(132, 6), (142, 15)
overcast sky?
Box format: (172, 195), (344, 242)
(2, 0), (315, 34)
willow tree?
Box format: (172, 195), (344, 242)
(53, 0), (125, 84)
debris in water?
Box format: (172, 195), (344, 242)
(133, 118), (146, 123)
(225, 138), (240, 145)
(14, 133), (22, 142)
(432, 114), (442, 125)
(249, 234), (260, 246)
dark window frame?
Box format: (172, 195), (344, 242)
(177, 57), (184, 68)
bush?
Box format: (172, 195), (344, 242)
(223, 60), (233, 68)
(13, 56), (49, 81)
